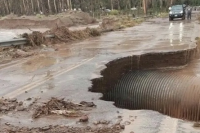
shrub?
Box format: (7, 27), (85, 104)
(109, 10), (119, 15)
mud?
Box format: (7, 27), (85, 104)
(0, 11), (96, 29)
(22, 55), (56, 72)
(0, 98), (25, 114)
(32, 97), (96, 119)
(22, 31), (45, 46)
(1, 124), (123, 133)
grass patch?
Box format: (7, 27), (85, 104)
(36, 14), (45, 19)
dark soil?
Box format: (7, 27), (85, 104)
(1, 124), (124, 133)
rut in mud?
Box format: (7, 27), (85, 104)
(90, 42), (200, 121)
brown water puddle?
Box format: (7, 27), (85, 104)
(22, 55), (56, 72)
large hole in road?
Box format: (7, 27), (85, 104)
(89, 44), (200, 121)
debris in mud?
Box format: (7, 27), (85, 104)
(51, 110), (82, 117)
(93, 120), (110, 125)
(100, 16), (136, 32)
(80, 101), (96, 107)
(15, 49), (35, 57)
(21, 26), (101, 46)
(32, 97), (96, 119)
(22, 31), (45, 46)
(44, 26), (101, 44)
(0, 98), (25, 113)
(1, 124), (124, 133)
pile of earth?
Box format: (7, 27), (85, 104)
(32, 97), (96, 119)
(1, 124), (124, 133)
(0, 11), (97, 29)
(100, 16), (138, 32)
(22, 26), (101, 46)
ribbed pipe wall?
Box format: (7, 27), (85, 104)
(103, 71), (200, 121)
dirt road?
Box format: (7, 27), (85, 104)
(0, 16), (200, 132)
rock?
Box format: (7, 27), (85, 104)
(40, 126), (50, 131)
(16, 106), (25, 111)
(116, 125), (121, 130)
(9, 98), (17, 102)
(9, 104), (16, 110)
(18, 101), (23, 106)
(123, 121), (131, 125)
(5, 122), (10, 125)
(27, 98), (32, 101)
(100, 120), (109, 125)
(79, 115), (89, 122)
(41, 44), (46, 48)
(118, 115), (122, 118)
(120, 125), (125, 129)
(80, 101), (96, 107)
(130, 132), (134, 133)
(93, 121), (99, 125)
(116, 119), (122, 125)
(25, 91), (28, 93)
(0, 106), (8, 111)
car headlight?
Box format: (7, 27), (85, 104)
(169, 11), (172, 14)
(180, 11), (183, 13)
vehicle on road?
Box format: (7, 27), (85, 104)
(169, 5), (186, 21)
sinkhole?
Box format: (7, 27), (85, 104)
(89, 46), (200, 121)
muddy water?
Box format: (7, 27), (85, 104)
(0, 17), (200, 133)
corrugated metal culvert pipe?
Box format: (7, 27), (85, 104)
(103, 70), (200, 121)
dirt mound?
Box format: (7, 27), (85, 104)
(0, 18), (64, 29)
(52, 27), (100, 42)
(0, 98), (25, 113)
(32, 97), (96, 118)
(101, 17), (120, 31)
(21, 26), (100, 46)
(0, 11), (96, 29)
(100, 16), (136, 32)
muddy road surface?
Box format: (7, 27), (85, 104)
(0, 16), (200, 133)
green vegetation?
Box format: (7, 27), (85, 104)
(109, 10), (119, 15)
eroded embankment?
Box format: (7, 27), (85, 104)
(89, 44), (200, 121)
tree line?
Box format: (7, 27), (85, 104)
(0, 0), (200, 16)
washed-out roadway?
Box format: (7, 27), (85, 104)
(0, 16), (200, 133)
